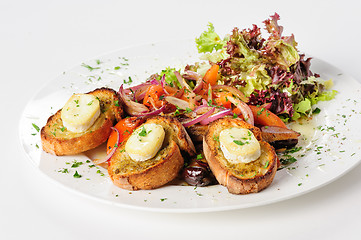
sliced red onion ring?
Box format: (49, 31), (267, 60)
(165, 96), (189, 110)
(149, 78), (160, 85)
(119, 85), (149, 115)
(126, 82), (152, 93)
(93, 127), (120, 165)
(160, 74), (169, 95)
(212, 85), (249, 103)
(182, 107), (215, 127)
(132, 105), (166, 117)
(200, 109), (233, 125)
(183, 70), (204, 93)
(228, 96), (254, 125)
(174, 71), (192, 91)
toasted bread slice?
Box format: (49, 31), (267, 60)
(41, 88), (123, 155)
(203, 118), (278, 194)
(108, 116), (194, 190)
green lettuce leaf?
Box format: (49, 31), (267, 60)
(195, 23), (227, 53)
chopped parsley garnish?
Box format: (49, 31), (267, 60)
(313, 107), (321, 114)
(71, 161), (83, 168)
(263, 161), (269, 169)
(114, 66), (121, 70)
(124, 76), (133, 84)
(196, 154), (203, 160)
(138, 126), (148, 137)
(58, 168), (69, 173)
(32, 123), (40, 132)
(233, 140), (247, 145)
(73, 171), (82, 178)
(114, 100), (120, 106)
(81, 63), (100, 71)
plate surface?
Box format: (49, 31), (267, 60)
(19, 39), (361, 213)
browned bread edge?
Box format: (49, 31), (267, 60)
(41, 87), (123, 156)
(203, 118), (278, 194)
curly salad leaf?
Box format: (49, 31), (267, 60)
(195, 13), (336, 122)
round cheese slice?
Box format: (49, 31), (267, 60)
(61, 94), (101, 133)
(125, 123), (165, 162)
(219, 127), (261, 164)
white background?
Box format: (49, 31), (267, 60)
(2, 0), (361, 239)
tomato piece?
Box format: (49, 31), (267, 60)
(106, 117), (144, 155)
(203, 64), (219, 86)
(249, 105), (287, 128)
(143, 85), (165, 109)
(214, 92), (232, 109)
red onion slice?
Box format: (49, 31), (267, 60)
(160, 74), (170, 95)
(182, 107), (215, 127)
(174, 71), (192, 91)
(228, 96), (254, 125)
(132, 105), (166, 117)
(199, 109), (233, 125)
(212, 85), (249, 103)
(165, 96), (190, 110)
(183, 70), (204, 93)
(93, 127), (120, 165)
(119, 85), (149, 115)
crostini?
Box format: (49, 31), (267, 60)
(108, 116), (195, 190)
(41, 88), (123, 155)
(203, 118), (278, 194)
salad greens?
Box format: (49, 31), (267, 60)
(194, 13), (336, 121)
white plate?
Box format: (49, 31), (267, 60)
(19, 39), (361, 213)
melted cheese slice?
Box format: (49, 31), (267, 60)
(125, 123), (165, 162)
(219, 127), (261, 164)
(61, 94), (101, 133)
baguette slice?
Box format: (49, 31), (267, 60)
(108, 116), (194, 190)
(203, 118), (278, 194)
(41, 88), (123, 156)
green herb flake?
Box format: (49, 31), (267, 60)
(114, 100), (120, 107)
(138, 126), (147, 137)
(263, 161), (269, 169)
(81, 63), (100, 71)
(124, 76), (133, 84)
(233, 140), (246, 146)
(73, 171), (82, 178)
(32, 123), (40, 132)
(71, 161), (83, 168)
(114, 66), (121, 70)
(160, 198), (167, 202)
(312, 107), (321, 114)
(58, 168), (69, 173)
(196, 154), (203, 160)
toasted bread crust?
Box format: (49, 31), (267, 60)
(108, 116), (189, 190)
(109, 140), (183, 190)
(203, 118), (278, 194)
(41, 87), (123, 156)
